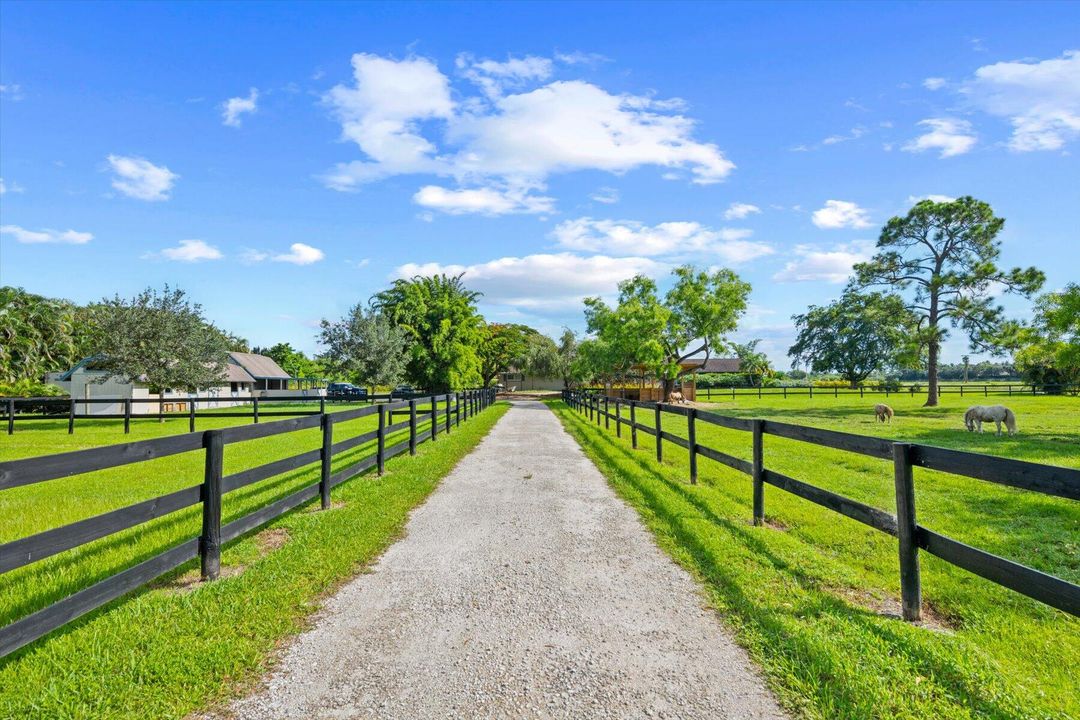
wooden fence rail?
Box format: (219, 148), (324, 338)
(583, 383), (1080, 401)
(0, 391), (466, 436)
(563, 389), (1080, 621)
(0, 389), (497, 657)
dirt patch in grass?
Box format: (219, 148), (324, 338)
(832, 586), (957, 633)
(153, 528), (293, 594)
(255, 528), (290, 553)
(304, 500), (346, 513)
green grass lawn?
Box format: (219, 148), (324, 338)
(551, 393), (1079, 719)
(0, 401), (507, 719)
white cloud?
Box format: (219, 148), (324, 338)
(0, 83), (23, 101)
(962, 49), (1080, 151)
(0, 178), (25, 195)
(923, 77), (947, 91)
(457, 54), (553, 99)
(723, 202), (761, 220)
(320, 53), (735, 203)
(772, 241), (875, 283)
(907, 194), (956, 204)
(551, 217), (773, 263)
(222, 88), (259, 127)
(273, 242), (325, 265)
(106, 154), (178, 201)
(1, 224), (93, 245)
(811, 200), (872, 230)
(394, 252), (661, 312)
(155, 239), (223, 262)
(902, 118), (977, 158)
(590, 187), (620, 204)
(413, 184), (555, 215)
(821, 125), (868, 145)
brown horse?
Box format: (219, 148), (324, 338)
(874, 403), (893, 424)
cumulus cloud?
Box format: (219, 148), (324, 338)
(902, 118), (977, 158)
(723, 202), (760, 220)
(923, 77), (947, 90)
(551, 217), (773, 264)
(907, 194), (956, 204)
(413, 184), (555, 215)
(962, 49), (1080, 151)
(151, 239), (223, 262)
(107, 154), (178, 201)
(222, 88), (259, 127)
(394, 253), (661, 312)
(0, 224), (93, 245)
(273, 242), (325, 265)
(320, 53), (734, 211)
(811, 200), (872, 230)
(772, 241), (875, 283)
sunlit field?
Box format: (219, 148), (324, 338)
(551, 393), (1079, 719)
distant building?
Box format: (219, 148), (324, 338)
(47, 351), (311, 415)
(497, 368), (563, 392)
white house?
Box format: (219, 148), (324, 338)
(47, 352), (315, 415)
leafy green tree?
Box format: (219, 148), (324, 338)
(371, 274), (483, 391)
(254, 342), (322, 380)
(91, 286), (231, 410)
(733, 340), (773, 388)
(1014, 283), (1080, 394)
(478, 323), (537, 387)
(789, 291), (916, 388)
(851, 196), (1044, 406)
(318, 305), (408, 389)
(583, 265), (750, 399)
(517, 331), (560, 380)
(0, 286), (81, 383)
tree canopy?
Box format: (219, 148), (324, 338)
(318, 304), (409, 388)
(789, 291), (916, 388)
(850, 196), (1043, 405)
(91, 285), (231, 392)
(477, 323), (538, 387)
(583, 265), (750, 395)
(371, 274), (484, 391)
(0, 286), (81, 383)
(254, 342), (323, 380)
(732, 340), (773, 388)
(1014, 283), (1080, 394)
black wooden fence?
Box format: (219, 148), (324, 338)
(0, 388), (497, 657)
(563, 389), (1080, 621)
(691, 383), (1079, 400)
(1, 392), (446, 435)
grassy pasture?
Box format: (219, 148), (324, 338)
(552, 393), (1078, 719)
(0, 401), (506, 719)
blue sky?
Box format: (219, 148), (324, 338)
(2, 1), (1078, 367)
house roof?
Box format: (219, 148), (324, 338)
(229, 351), (291, 379)
(225, 362), (256, 383)
(687, 357), (743, 373)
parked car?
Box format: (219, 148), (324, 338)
(390, 384), (415, 399)
(326, 383), (368, 400)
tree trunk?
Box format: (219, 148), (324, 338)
(661, 376), (674, 402)
(925, 340), (940, 407)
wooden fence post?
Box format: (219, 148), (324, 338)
(615, 400), (622, 438)
(68, 398), (76, 435)
(688, 408), (698, 484)
(455, 392), (461, 426)
(377, 404), (386, 475)
(604, 397), (610, 430)
(596, 396), (602, 426)
(445, 394), (452, 434)
(630, 401), (638, 449)
(124, 399), (131, 434)
(408, 399), (416, 455)
(783, 387), (787, 399)
(200, 430), (224, 580)
(189, 400), (196, 433)
(320, 396), (326, 415)
(893, 442), (921, 621)
(655, 404), (663, 463)
(253, 397), (260, 424)
(752, 419), (764, 526)
(320, 414), (333, 509)
(430, 395), (438, 442)
(7, 399), (14, 435)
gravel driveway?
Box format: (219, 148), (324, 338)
(225, 400), (788, 719)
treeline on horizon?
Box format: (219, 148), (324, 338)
(1, 197), (1078, 403)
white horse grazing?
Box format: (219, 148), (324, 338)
(874, 403), (893, 424)
(964, 405), (1017, 436)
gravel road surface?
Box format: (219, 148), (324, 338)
(226, 400), (787, 719)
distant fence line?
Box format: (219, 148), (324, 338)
(563, 389), (1080, 623)
(0, 392), (456, 436)
(584, 383), (1079, 401)
(0, 388), (497, 657)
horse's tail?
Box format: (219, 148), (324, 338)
(1004, 408), (1017, 433)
